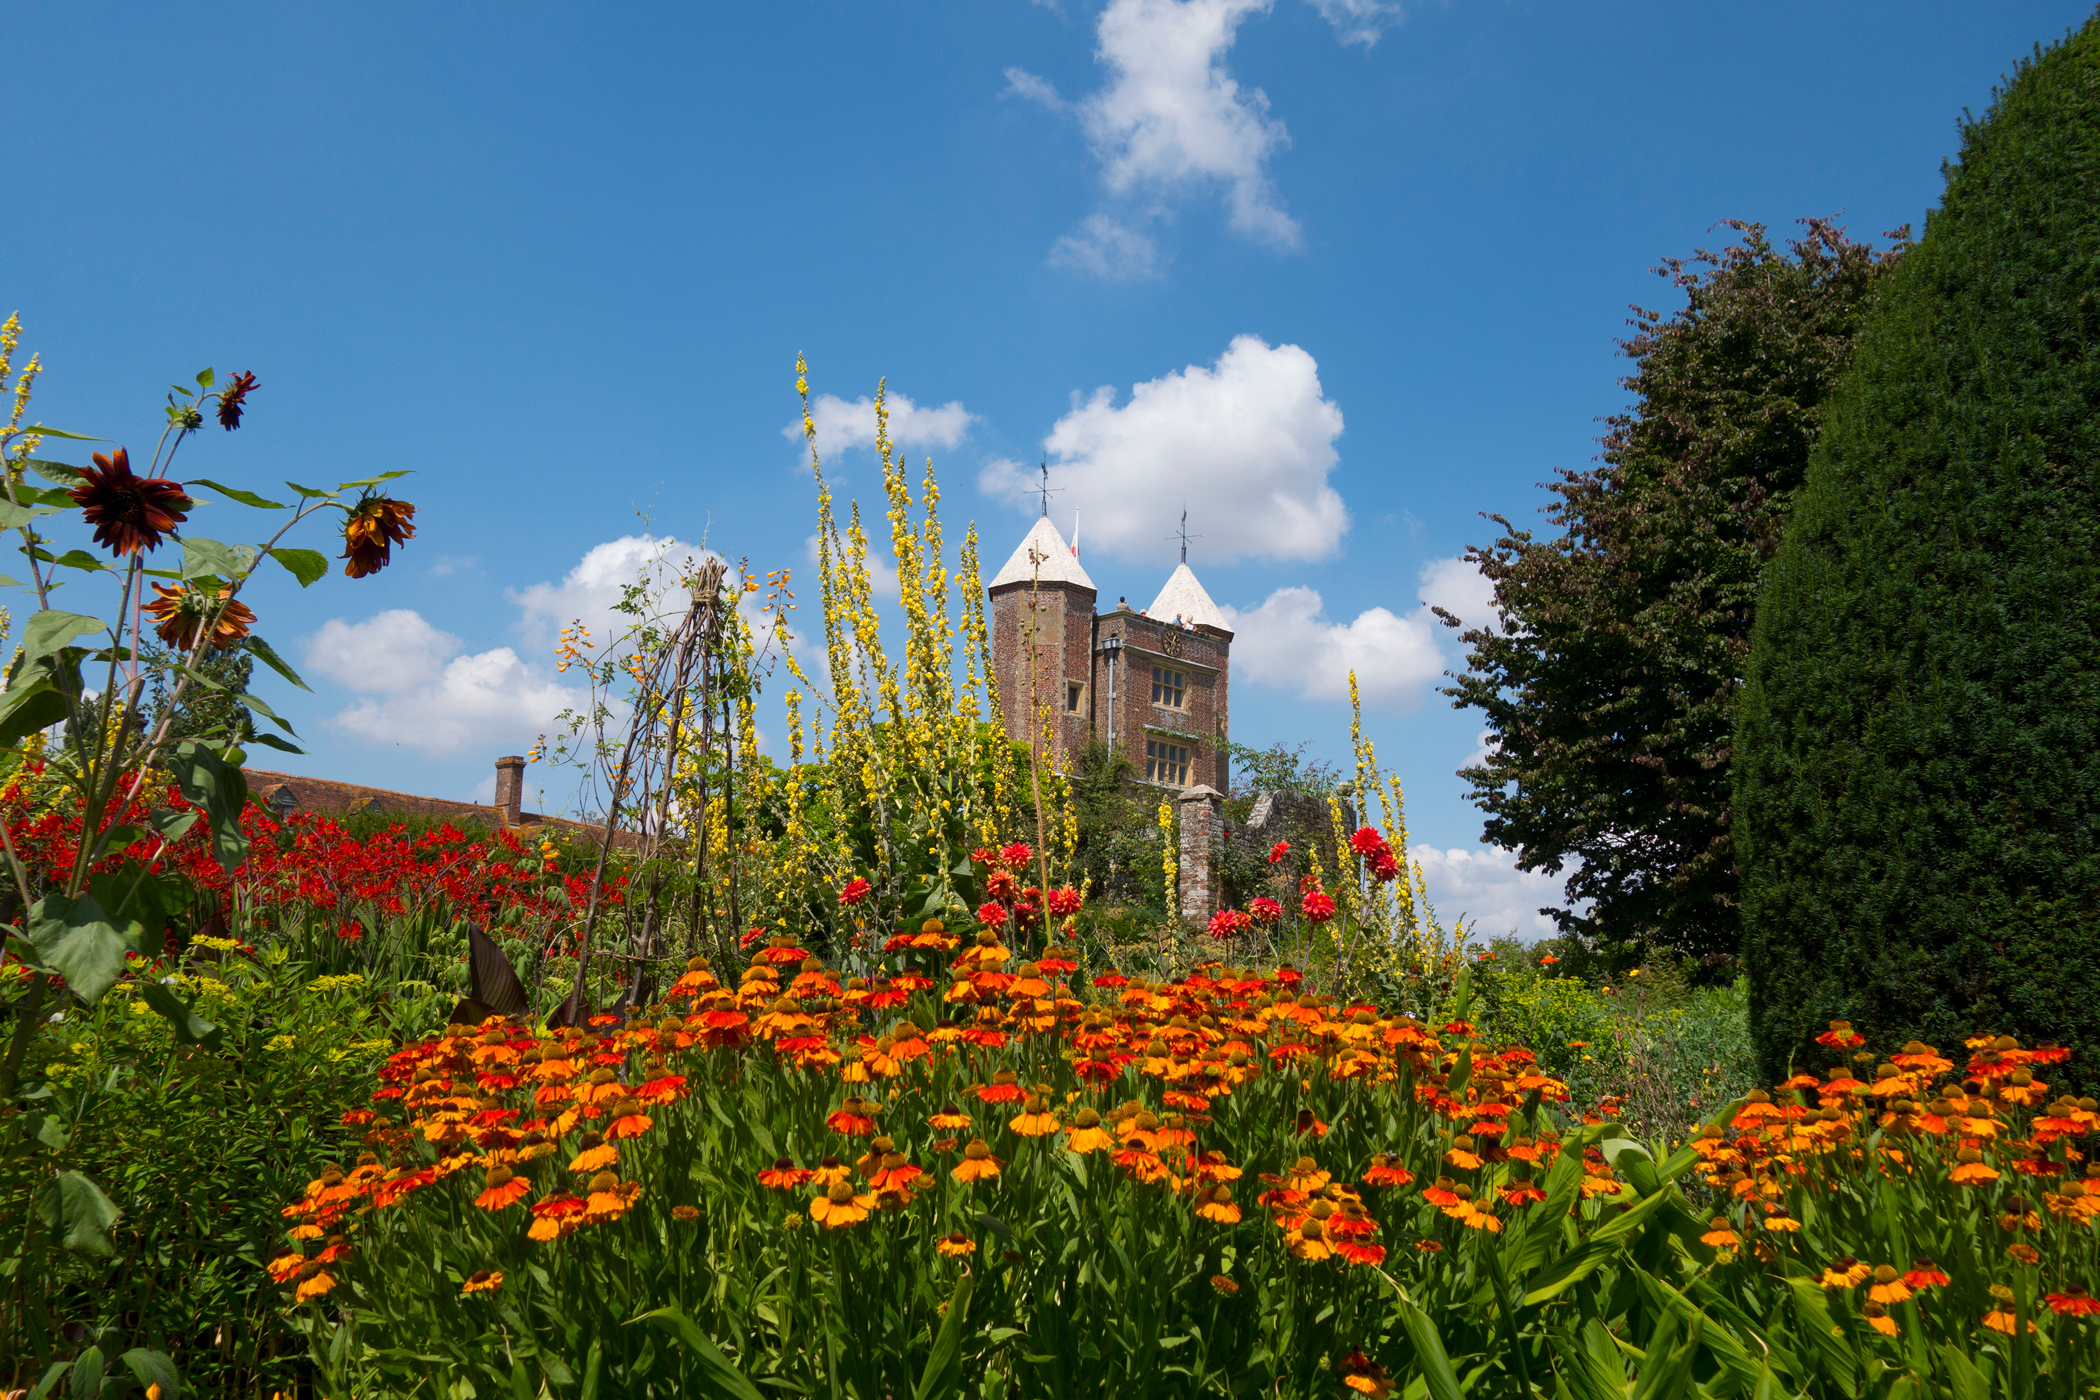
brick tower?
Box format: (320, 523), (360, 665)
(987, 515), (1097, 765)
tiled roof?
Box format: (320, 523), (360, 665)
(989, 516), (1095, 590)
(241, 768), (597, 836)
(1147, 563), (1230, 634)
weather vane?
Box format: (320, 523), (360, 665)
(1166, 508), (1201, 564)
(1035, 461), (1063, 518)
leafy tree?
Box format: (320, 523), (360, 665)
(145, 647), (254, 746)
(1444, 220), (1903, 964)
(1735, 20), (2100, 1082)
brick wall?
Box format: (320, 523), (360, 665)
(989, 578), (1096, 766)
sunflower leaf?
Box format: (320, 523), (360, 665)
(163, 739), (251, 874)
(188, 478), (287, 510)
(41, 1171), (120, 1255)
(17, 425), (101, 441)
(336, 470), (412, 490)
(22, 609), (105, 672)
(269, 548), (330, 588)
(284, 481), (334, 499)
(26, 458), (85, 487)
(243, 634), (311, 690)
(181, 536), (253, 581)
(137, 978), (222, 1048)
(244, 731), (304, 755)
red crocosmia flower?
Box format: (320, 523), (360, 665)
(738, 927), (766, 950)
(1249, 896), (1283, 926)
(1302, 891), (1338, 924)
(975, 902), (1010, 929)
(1000, 842), (1033, 869)
(838, 877), (872, 907)
(1350, 826), (1387, 857)
(72, 447), (193, 555)
(1268, 840), (1289, 864)
(1047, 886), (1083, 916)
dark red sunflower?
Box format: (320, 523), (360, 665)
(71, 447), (192, 555)
(216, 371), (259, 430)
(144, 582), (256, 652)
(340, 495), (417, 578)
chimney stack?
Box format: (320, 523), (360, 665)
(494, 755), (526, 827)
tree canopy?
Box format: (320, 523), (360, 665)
(1444, 220), (1902, 962)
(1734, 18), (2100, 1082)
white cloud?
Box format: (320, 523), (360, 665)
(509, 534), (718, 657)
(426, 554), (479, 578)
(1225, 586), (1442, 708)
(1308, 0), (1401, 47)
(982, 335), (1346, 564)
(783, 391), (976, 467)
(1460, 728), (1498, 772)
(1002, 66), (1068, 111)
(1416, 555), (1500, 635)
(1412, 844), (1571, 941)
(1222, 556), (1484, 710)
(1048, 213), (1161, 280)
(304, 610), (578, 758)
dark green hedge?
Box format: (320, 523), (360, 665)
(1734, 17), (2100, 1085)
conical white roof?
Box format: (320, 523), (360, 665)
(989, 516), (1095, 590)
(1148, 563), (1230, 633)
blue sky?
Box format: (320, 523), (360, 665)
(10, 0), (2091, 936)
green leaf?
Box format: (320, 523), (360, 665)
(26, 458), (85, 487)
(16, 425), (101, 441)
(25, 1359), (73, 1400)
(1938, 1342), (1987, 1400)
(196, 368), (216, 388)
(41, 1170), (120, 1254)
(236, 691), (294, 730)
(121, 1348), (183, 1399)
(181, 536), (253, 581)
(245, 732), (305, 755)
(915, 1266), (975, 1400)
(0, 500), (58, 529)
(1378, 1275), (1464, 1400)
(269, 547), (331, 587)
(336, 470), (411, 489)
(149, 807), (201, 842)
(27, 893), (136, 1005)
(163, 740), (251, 874)
(137, 979), (222, 1047)
(189, 478), (287, 510)
(49, 549), (110, 573)
(284, 481), (334, 500)
(0, 675), (69, 748)
(12, 486), (78, 508)
(244, 634), (312, 690)
(631, 1306), (761, 1399)
(22, 609), (106, 670)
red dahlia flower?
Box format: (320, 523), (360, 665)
(1249, 896), (1282, 925)
(838, 877), (871, 907)
(1000, 841), (1033, 869)
(1047, 886), (1082, 916)
(975, 902), (1010, 929)
(1268, 840), (1289, 863)
(1350, 826), (1387, 857)
(1302, 891), (1337, 924)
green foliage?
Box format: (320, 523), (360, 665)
(0, 946), (391, 1392)
(1447, 220), (1902, 962)
(1735, 18), (2100, 1085)
(1065, 735), (1168, 922)
(145, 645), (255, 745)
(1471, 949), (1759, 1149)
